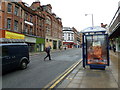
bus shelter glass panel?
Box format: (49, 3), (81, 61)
(86, 34), (108, 65)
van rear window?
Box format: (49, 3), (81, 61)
(2, 46), (8, 56)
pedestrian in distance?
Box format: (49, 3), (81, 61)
(112, 44), (116, 54)
(109, 45), (112, 50)
(44, 46), (51, 61)
(59, 45), (62, 50)
(64, 46), (66, 50)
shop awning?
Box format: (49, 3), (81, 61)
(109, 23), (120, 39)
(0, 38), (25, 42)
(63, 42), (74, 45)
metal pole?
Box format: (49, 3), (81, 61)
(91, 14), (94, 28)
(85, 14), (94, 28)
(82, 33), (85, 68)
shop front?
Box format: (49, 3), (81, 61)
(116, 37), (120, 52)
(53, 40), (57, 49)
(0, 30), (25, 43)
(109, 25), (120, 52)
(45, 39), (62, 50)
(73, 43), (77, 48)
(25, 36), (36, 52)
(36, 38), (45, 52)
(63, 42), (74, 48)
(58, 40), (62, 49)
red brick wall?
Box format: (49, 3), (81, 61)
(0, 30), (5, 38)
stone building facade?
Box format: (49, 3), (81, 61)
(63, 27), (80, 48)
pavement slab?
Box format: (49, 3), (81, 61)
(57, 51), (119, 89)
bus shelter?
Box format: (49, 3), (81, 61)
(82, 27), (109, 70)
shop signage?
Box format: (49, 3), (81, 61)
(5, 31), (24, 39)
(25, 36), (36, 43)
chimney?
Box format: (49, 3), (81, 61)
(101, 23), (107, 28)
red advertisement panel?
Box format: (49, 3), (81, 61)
(86, 35), (108, 65)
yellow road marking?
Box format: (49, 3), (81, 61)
(50, 60), (81, 88)
(43, 61), (77, 88)
(43, 59), (82, 89)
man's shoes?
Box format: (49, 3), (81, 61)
(49, 59), (51, 60)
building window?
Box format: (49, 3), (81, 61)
(0, 16), (1, 27)
(7, 18), (11, 29)
(0, 1), (1, 9)
(14, 6), (19, 16)
(7, 3), (12, 13)
(63, 37), (65, 41)
(21, 22), (22, 31)
(14, 20), (18, 31)
(68, 37), (70, 40)
(71, 33), (73, 41)
(47, 8), (51, 14)
(30, 27), (33, 34)
(24, 24), (28, 33)
(46, 16), (51, 25)
(63, 33), (64, 36)
(30, 15), (32, 22)
(46, 39), (48, 42)
(25, 13), (28, 21)
(68, 33), (70, 40)
(21, 9), (22, 17)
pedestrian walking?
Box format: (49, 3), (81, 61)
(113, 44), (116, 53)
(44, 46), (51, 61)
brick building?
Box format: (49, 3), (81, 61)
(41, 4), (63, 50)
(79, 32), (83, 46)
(0, 2), (26, 43)
(0, 1), (45, 52)
(30, 1), (45, 52)
(0, 1), (63, 52)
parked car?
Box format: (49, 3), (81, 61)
(1, 43), (30, 73)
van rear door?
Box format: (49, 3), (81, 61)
(2, 46), (12, 71)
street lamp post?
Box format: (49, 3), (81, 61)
(85, 14), (94, 28)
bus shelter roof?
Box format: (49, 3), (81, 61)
(81, 26), (106, 33)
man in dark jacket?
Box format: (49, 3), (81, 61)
(44, 46), (51, 61)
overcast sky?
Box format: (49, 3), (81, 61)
(23, 0), (119, 31)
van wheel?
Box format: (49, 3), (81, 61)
(20, 60), (27, 70)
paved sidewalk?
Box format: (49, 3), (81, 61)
(57, 51), (119, 88)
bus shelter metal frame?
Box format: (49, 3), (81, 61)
(82, 31), (109, 70)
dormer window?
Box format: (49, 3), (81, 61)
(47, 8), (51, 14)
